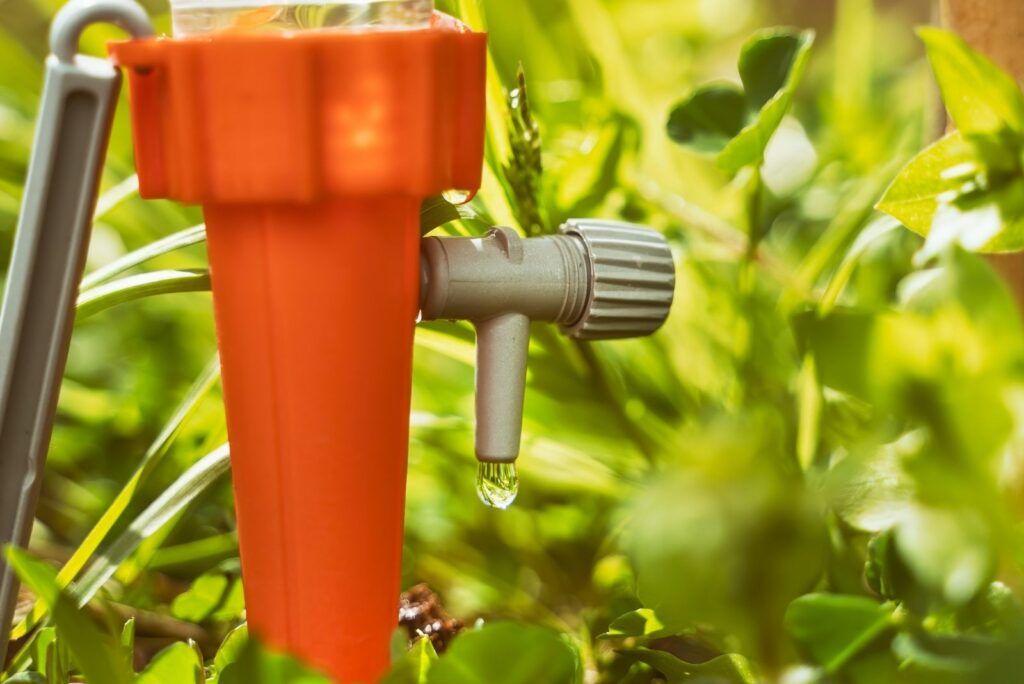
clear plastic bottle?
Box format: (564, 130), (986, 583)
(172, 0), (433, 36)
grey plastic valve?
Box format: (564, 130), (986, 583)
(0, 0), (153, 664)
(420, 220), (675, 464)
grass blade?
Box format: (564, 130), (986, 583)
(76, 269), (211, 320)
(80, 224), (206, 290)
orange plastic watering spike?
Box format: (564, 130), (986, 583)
(109, 16), (485, 683)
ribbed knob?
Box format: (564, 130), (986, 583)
(560, 220), (676, 341)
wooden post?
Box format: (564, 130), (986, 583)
(941, 0), (1024, 298)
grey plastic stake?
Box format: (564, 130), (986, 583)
(0, 0), (152, 663)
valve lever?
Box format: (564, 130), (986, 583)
(0, 0), (153, 660)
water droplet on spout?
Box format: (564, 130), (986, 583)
(476, 462), (518, 510)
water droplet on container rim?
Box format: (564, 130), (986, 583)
(442, 189), (476, 206)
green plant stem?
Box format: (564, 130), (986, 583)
(573, 339), (659, 464)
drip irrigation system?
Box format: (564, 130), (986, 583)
(0, 0), (676, 680)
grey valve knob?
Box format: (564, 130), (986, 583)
(559, 219), (676, 341)
(420, 220), (675, 464)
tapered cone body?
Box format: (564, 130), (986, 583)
(206, 199), (419, 680)
(109, 18), (485, 682)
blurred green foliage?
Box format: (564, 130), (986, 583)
(13, 0), (1024, 682)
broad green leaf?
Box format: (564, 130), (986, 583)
(76, 269), (211, 319)
(218, 638), (330, 684)
(600, 609), (674, 640)
(137, 642), (204, 684)
(382, 637), (438, 684)
(428, 623), (578, 684)
(823, 436), (916, 533)
(666, 84), (748, 154)
(719, 30), (815, 172)
(5, 548), (133, 684)
(4, 673), (46, 683)
(784, 594), (896, 672)
(918, 28), (1024, 135)
(171, 572), (230, 623)
(877, 132), (971, 235)
(739, 30), (811, 110)
(877, 130), (1024, 253)
(617, 649), (755, 684)
(667, 29), (814, 173)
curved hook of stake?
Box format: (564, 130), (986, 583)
(51, 0), (154, 64)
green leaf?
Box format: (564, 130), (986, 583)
(617, 649), (755, 684)
(719, 29), (815, 172)
(120, 618), (136, 676)
(600, 609), (675, 640)
(420, 196), (486, 236)
(137, 642), (204, 684)
(4, 548), (133, 684)
(876, 132), (976, 238)
(171, 572), (230, 623)
(427, 622), (578, 684)
(739, 30), (811, 110)
(666, 28), (814, 173)
(218, 638), (330, 684)
(80, 224), (207, 290)
(878, 130), (1024, 254)
(784, 594), (896, 672)
(666, 84), (748, 154)
(76, 269), (211, 319)
(213, 624), (249, 676)
(918, 28), (1024, 135)
(892, 631), (1005, 677)
(823, 432), (917, 533)
(382, 637), (438, 684)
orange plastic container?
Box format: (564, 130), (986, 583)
(109, 16), (485, 682)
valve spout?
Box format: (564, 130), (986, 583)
(475, 313), (530, 463)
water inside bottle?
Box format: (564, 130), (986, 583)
(173, 0), (433, 36)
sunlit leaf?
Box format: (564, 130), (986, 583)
(918, 28), (1024, 135)
(137, 642), (204, 684)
